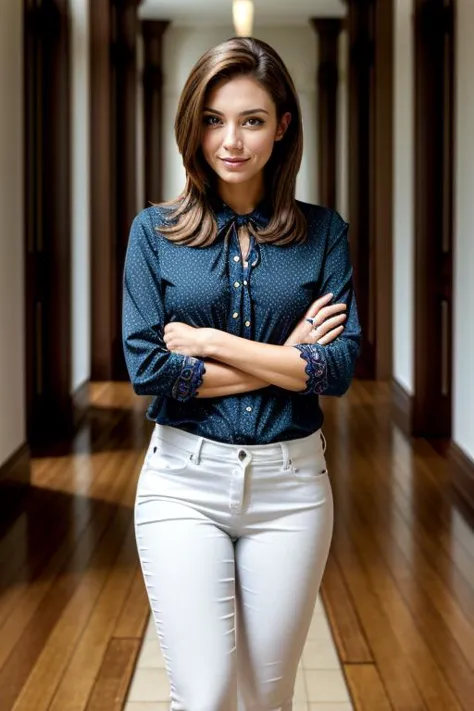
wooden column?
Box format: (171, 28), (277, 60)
(373, 0), (394, 381)
(90, 0), (141, 381)
(90, 1), (113, 381)
(142, 20), (170, 205)
(346, 0), (393, 380)
(347, 0), (375, 379)
(112, 0), (141, 380)
(24, 0), (72, 444)
(312, 19), (342, 210)
(412, 0), (454, 437)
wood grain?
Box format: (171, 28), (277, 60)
(345, 664), (393, 711)
(85, 638), (141, 711)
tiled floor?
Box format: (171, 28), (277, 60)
(125, 596), (354, 711)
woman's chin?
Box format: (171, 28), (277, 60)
(215, 167), (260, 185)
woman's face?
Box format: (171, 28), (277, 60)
(201, 75), (290, 191)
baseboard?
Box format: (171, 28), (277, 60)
(391, 378), (413, 436)
(0, 443), (30, 509)
(72, 380), (90, 429)
(450, 442), (474, 512)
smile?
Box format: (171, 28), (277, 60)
(219, 158), (250, 168)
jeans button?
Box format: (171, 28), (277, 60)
(238, 450), (246, 461)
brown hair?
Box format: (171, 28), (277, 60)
(159, 36), (306, 247)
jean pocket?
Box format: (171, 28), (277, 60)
(289, 451), (328, 480)
(146, 438), (193, 474)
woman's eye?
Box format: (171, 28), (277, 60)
(244, 118), (264, 127)
(204, 116), (222, 126)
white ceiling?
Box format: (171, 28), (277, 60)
(140, 0), (346, 26)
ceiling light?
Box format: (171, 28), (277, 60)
(232, 0), (254, 37)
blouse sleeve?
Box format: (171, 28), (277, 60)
(122, 209), (206, 401)
(294, 212), (362, 397)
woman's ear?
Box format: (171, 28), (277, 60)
(275, 112), (292, 141)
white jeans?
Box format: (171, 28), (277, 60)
(135, 424), (334, 711)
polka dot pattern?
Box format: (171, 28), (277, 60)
(122, 200), (361, 445)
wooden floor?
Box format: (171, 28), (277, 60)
(0, 380), (473, 710)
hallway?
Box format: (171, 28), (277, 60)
(1, 0), (474, 709)
(1, 382), (473, 711)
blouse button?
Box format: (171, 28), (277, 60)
(233, 256), (240, 262)
(232, 312), (239, 319)
(243, 280), (248, 286)
(245, 320), (251, 327)
(234, 281), (240, 288)
(246, 406), (252, 413)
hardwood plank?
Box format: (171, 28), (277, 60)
(338, 505), (465, 711)
(48, 523), (138, 711)
(321, 554), (373, 664)
(333, 407), (474, 674)
(114, 567), (149, 640)
(324, 384), (474, 711)
(85, 638), (141, 711)
(344, 663), (393, 711)
(330, 399), (474, 632)
(9, 453), (138, 711)
(329, 528), (427, 711)
(0, 408), (129, 627)
(0, 433), (134, 681)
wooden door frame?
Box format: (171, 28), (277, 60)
(24, 0), (72, 445)
(312, 18), (342, 211)
(90, 0), (141, 382)
(346, 0), (394, 381)
(412, 0), (454, 438)
(142, 20), (169, 206)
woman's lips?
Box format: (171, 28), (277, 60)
(219, 158), (250, 168)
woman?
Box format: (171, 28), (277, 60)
(123, 37), (361, 711)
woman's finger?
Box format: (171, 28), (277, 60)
(308, 302), (347, 326)
(316, 325), (344, 346)
(304, 292), (333, 319)
(314, 313), (346, 336)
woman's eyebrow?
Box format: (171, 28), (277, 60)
(203, 107), (269, 116)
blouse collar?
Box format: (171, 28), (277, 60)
(212, 196), (272, 233)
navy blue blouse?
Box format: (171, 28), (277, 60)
(122, 199), (361, 445)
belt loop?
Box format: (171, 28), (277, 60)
(191, 437), (204, 465)
(279, 442), (291, 470)
(320, 430), (327, 454)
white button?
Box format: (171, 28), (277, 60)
(243, 280), (248, 286)
(246, 406), (252, 412)
(234, 281), (240, 288)
(233, 256), (240, 262)
(245, 320), (251, 327)
(233, 312), (239, 319)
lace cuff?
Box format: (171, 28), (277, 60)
(294, 344), (328, 395)
(171, 356), (206, 401)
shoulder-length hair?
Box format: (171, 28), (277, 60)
(159, 36), (306, 247)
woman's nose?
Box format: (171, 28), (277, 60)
(223, 127), (243, 151)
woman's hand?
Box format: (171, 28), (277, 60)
(163, 322), (214, 358)
(284, 293), (347, 347)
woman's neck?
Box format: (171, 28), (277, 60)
(218, 177), (265, 215)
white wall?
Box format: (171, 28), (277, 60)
(393, 0), (414, 394)
(162, 25), (319, 204)
(70, 0), (91, 393)
(454, 0), (474, 460)
(0, 0), (25, 465)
